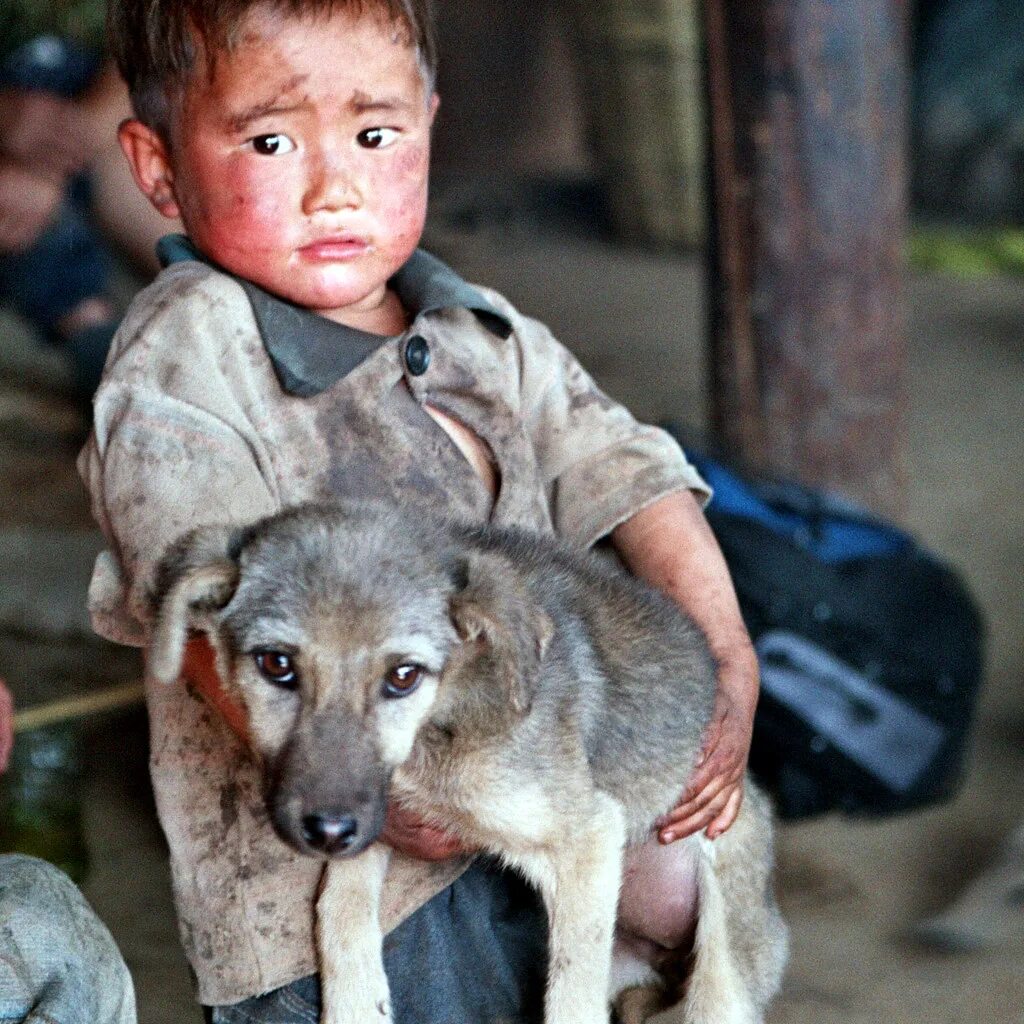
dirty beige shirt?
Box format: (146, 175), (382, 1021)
(78, 244), (708, 1005)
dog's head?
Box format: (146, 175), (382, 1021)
(150, 503), (552, 860)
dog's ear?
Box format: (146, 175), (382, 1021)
(449, 552), (552, 715)
(149, 525), (241, 686)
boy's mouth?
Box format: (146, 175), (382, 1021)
(299, 237), (373, 261)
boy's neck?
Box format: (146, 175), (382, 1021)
(322, 286), (410, 337)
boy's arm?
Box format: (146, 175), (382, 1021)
(500, 305), (746, 833)
(182, 636), (250, 742)
(611, 489), (759, 841)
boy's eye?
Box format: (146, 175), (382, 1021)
(250, 134), (296, 156)
(357, 127), (400, 150)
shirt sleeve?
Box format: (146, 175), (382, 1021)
(511, 312), (710, 547)
(77, 269), (281, 646)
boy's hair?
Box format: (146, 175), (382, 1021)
(108, 0), (437, 138)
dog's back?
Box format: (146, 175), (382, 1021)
(433, 521), (717, 842)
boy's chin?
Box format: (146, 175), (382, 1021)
(260, 276), (389, 320)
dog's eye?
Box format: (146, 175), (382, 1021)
(254, 651), (299, 689)
(383, 664), (424, 698)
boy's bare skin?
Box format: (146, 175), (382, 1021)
(119, 1), (757, 947)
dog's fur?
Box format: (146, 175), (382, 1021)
(151, 500), (788, 1024)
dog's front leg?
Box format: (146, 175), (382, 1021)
(317, 844), (392, 1024)
(522, 794), (627, 1024)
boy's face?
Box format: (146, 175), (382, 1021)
(122, 6), (437, 326)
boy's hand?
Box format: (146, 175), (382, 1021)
(655, 654), (758, 843)
(382, 803), (476, 862)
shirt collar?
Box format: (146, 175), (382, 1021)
(156, 234), (513, 397)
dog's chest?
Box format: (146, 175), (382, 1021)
(396, 734), (578, 851)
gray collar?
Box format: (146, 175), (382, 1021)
(156, 234), (512, 397)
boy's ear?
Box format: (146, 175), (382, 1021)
(117, 118), (180, 220)
(428, 92), (440, 127)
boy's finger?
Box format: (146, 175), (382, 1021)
(658, 778), (732, 838)
(659, 787), (733, 843)
(679, 744), (741, 803)
(381, 810), (469, 861)
(660, 772), (730, 827)
(0, 680), (13, 774)
(705, 786), (744, 840)
(682, 738), (734, 795)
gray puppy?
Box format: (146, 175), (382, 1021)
(151, 501), (787, 1024)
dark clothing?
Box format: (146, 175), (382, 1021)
(205, 859), (548, 1024)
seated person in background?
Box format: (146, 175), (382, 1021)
(0, 853), (136, 1024)
(0, 2), (177, 408)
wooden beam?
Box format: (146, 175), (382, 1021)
(705, 0), (909, 520)
(13, 682), (145, 734)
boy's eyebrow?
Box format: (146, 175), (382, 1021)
(348, 90), (416, 115)
(226, 87), (415, 132)
(226, 75), (310, 132)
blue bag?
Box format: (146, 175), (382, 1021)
(688, 449), (985, 819)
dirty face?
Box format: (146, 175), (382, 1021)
(162, 6), (438, 326)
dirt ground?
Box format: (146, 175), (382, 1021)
(1, 218), (1022, 1024)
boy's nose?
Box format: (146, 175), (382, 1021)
(303, 157), (361, 214)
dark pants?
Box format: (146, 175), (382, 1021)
(205, 858), (548, 1024)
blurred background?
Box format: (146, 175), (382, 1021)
(1, 1), (1022, 1021)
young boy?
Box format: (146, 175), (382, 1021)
(81, 1), (760, 1019)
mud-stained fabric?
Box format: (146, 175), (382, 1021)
(77, 246), (708, 1005)
(206, 858), (547, 1024)
(0, 855), (137, 1024)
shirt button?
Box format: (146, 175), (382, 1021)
(404, 335), (431, 376)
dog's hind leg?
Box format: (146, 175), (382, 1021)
(680, 841), (759, 1024)
(317, 844), (393, 1024)
(609, 938), (668, 1024)
(682, 787), (787, 1024)
(516, 793), (627, 1024)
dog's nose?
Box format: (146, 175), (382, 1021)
(301, 811), (359, 853)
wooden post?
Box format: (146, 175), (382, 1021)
(705, 0), (909, 520)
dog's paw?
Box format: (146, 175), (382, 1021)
(321, 970), (392, 1024)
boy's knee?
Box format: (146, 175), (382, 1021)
(0, 854), (136, 1024)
